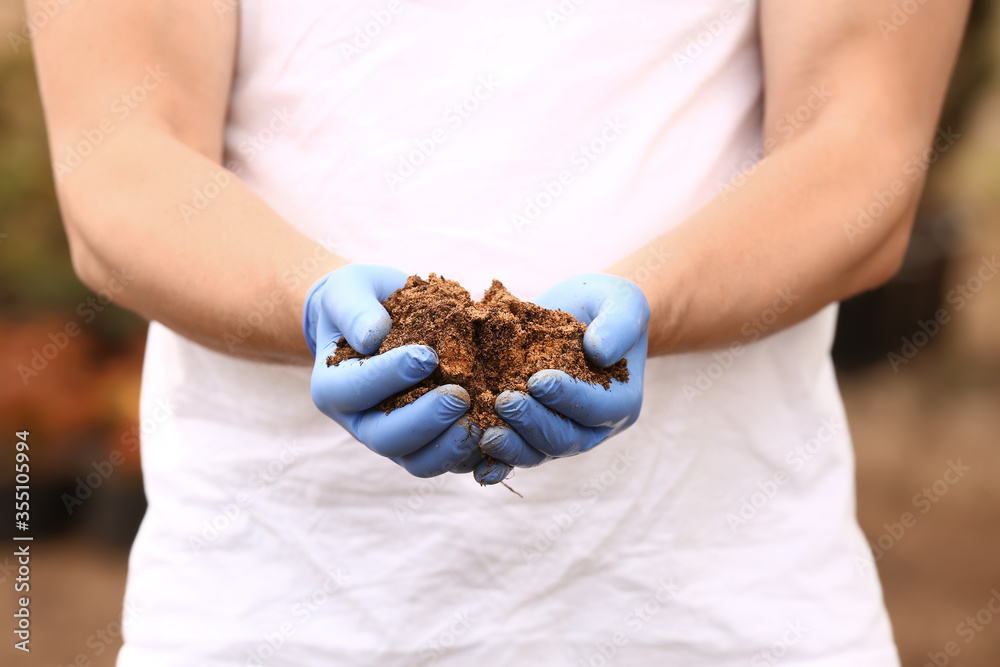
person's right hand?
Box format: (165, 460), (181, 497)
(304, 265), (485, 478)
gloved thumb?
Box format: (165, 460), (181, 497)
(304, 265), (409, 356)
(583, 280), (650, 367)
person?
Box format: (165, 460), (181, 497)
(31, 0), (969, 664)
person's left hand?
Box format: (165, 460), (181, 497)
(474, 273), (650, 485)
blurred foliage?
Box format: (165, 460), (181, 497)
(0, 53), (73, 305)
(940, 0), (996, 134)
(0, 50), (141, 345)
(0, 41), (146, 481)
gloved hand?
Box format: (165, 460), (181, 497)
(305, 264), (485, 477)
(473, 273), (649, 485)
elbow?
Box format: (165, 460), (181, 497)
(857, 208), (917, 293)
(56, 184), (112, 294)
(866, 238), (908, 290)
(67, 234), (110, 294)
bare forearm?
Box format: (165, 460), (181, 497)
(28, 0), (330, 362)
(610, 0), (969, 357)
(608, 117), (920, 356)
(58, 124), (344, 364)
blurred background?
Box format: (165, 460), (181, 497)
(1, 1), (999, 666)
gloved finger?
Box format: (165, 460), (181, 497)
(527, 369), (638, 428)
(353, 385), (470, 458)
(495, 391), (608, 457)
(479, 426), (549, 468)
(583, 282), (650, 367)
(473, 457), (512, 485)
(393, 417), (482, 478)
(313, 344), (437, 414)
(326, 265), (409, 354)
(450, 425), (486, 474)
(451, 450), (484, 474)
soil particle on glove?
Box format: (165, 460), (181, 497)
(328, 274), (628, 428)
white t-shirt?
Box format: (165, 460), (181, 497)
(118, 1), (900, 665)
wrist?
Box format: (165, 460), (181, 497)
(301, 272), (335, 357)
(605, 244), (687, 357)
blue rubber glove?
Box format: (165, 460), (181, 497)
(473, 273), (650, 484)
(305, 265), (485, 478)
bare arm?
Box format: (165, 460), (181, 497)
(29, 0), (344, 364)
(608, 0), (971, 355)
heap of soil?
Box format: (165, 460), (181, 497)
(328, 274), (628, 428)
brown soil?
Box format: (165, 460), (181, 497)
(328, 274), (628, 428)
